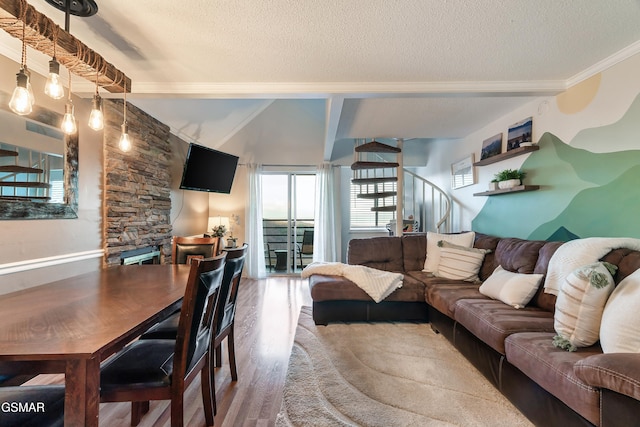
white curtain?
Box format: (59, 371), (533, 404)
(245, 164), (267, 278)
(313, 163), (340, 262)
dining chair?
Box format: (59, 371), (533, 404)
(99, 254), (226, 427)
(0, 385), (65, 427)
(138, 244), (248, 414)
(172, 236), (220, 264)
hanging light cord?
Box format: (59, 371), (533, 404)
(19, 4), (27, 67)
(68, 69), (72, 100)
(52, 24), (58, 59)
(123, 81), (127, 122)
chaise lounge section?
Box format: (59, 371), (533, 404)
(307, 232), (640, 427)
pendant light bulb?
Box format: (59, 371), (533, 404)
(61, 101), (77, 135)
(44, 58), (65, 99)
(88, 94), (104, 131)
(9, 68), (32, 115)
(119, 122), (132, 152)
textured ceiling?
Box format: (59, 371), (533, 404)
(2, 0), (640, 162)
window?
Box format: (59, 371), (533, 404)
(350, 181), (396, 228)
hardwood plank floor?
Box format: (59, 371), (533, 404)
(26, 276), (312, 427)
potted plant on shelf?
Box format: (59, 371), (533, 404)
(494, 168), (526, 189)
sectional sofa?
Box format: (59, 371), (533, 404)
(308, 232), (640, 427)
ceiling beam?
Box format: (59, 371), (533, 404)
(324, 96), (344, 161)
(0, 0), (130, 93)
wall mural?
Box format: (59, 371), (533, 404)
(472, 93), (640, 241)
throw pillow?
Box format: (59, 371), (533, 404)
(553, 262), (617, 352)
(423, 231), (475, 273)
(434, 240), (490, 282)
(600, 268), (640, 353)
(479, 265), (543, 309)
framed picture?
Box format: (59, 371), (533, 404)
(507, 117), (533, 151)
(480, 133), (502, 160)
(451, 154), (475, 189)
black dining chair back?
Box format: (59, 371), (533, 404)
(100, 254), (226, 427)
(212, 244), (247, 383)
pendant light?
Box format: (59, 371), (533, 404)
(8, 12), (33, 115)
(118, 81), (132, 152)
(61, 70), (77, 135)
(88, 71), (103, 130)
(44, 26), (64, 99)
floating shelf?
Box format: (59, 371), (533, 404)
(473, 145), (539, 167)
(474, 185), (540, 196)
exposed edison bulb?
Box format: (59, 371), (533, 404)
(61, 101), (77, 135)
(44, 58), (65, 100)
(88, 94), (104, 131)
(119, 122), (132, 152)
(9, 68), (32, 115)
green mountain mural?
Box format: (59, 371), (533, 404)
(472, 132), (640, 240)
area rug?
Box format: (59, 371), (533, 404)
(276, 307), (532, 426)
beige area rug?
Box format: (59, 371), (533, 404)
(276, 307), (533, 427)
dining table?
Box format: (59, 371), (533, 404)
(0, 264), (191, 427)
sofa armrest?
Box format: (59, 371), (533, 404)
(574, 353), (640, 400)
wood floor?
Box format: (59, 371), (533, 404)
(27, 276), (312, 427)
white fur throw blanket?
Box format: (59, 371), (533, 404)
(301, 262), (403, 303)
(545, 237), (640, 295)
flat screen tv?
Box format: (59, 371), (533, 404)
(179, 143), (239, 194)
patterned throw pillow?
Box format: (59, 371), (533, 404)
(434, 241), (490, 282)
(479, 265), (543, 309)
(423, 231), (475, 273)
(553, 262), (617, 352)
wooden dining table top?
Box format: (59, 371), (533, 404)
(0, 264), (191, 360)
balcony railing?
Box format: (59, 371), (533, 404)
(263, 219), (313, 272)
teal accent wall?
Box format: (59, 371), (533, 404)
(472, 95), (640, 241)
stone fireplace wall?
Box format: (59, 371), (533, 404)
(103, 99), (173, 266)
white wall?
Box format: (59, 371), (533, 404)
(0, 55), (103, 294)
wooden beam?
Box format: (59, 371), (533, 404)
(0, 0), (130, 93)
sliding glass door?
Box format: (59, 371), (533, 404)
(262, 173), (315, 274)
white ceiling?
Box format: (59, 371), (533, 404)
(3, 0), (640, 163)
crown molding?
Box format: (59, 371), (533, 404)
(566, 39), (640, 88)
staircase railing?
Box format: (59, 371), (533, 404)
(403, 168), (451, 233)
(351, 139), (452, 234)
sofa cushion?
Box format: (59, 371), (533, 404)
(531, 241), (564, 312)
(600, 268), (640, 353)
(454, 299), (555, 354)
(401, 233), (427, 272)
(309, 274), (425, 303)
(473, 233), (501, 281)
(434, 241), (490, 282)
(407, 271), (485, 317)
(479, 266), (543, 309)
(423, 231), (475, 273)
(505, 332), (601, 425)
(347, 237), (404, 272)
(554, 262), (616, 350)
(494, 238), (546, 274)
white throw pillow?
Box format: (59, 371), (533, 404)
(479, 265), (543, 309)
(600, 269), (640, 353)
(434, 241), (490, 282)
(553, 262), (616, 351)
(423, 231), (475, 273)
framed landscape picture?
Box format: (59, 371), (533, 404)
(480, 133), (502, 160)
(507, 117), (533, 151)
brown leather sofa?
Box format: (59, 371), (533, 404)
(308, 233), (640, 427)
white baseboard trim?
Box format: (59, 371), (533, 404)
(0, 250), (104, 276)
